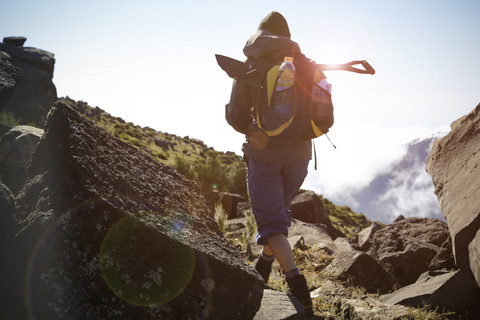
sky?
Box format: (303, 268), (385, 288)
(2, 0), (479, 210)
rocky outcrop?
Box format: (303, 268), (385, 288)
(6, 102), (263, 319)
(368, 217), (452, 286)
(0, 125), (43, 193)
(426, 103), (480, 286)
(0, 37), (57, 125)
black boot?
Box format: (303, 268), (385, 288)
(253, 255), (273, 283)
(286, 274), (313, 318)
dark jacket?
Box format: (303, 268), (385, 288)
(227, 29), (313, 164)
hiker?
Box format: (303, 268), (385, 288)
(225, 11), (319, 317)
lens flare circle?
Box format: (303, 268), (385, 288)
(100, 212), (196, 306)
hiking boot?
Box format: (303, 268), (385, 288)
(253, 255), (273, 283)
(286, 274), (313, 318)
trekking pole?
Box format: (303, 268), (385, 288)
(318, 60), (375, 75)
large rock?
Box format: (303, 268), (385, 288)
(426, 104), (480, 285)
(219, 191), (247, 219)
(291, 191), (344, 239)
(368, 217), (452, 286)
(0, 125), (43, 193)
(9, 102), (263, 319)
(357, 222), (383, 251)
(288, 219), (334, 249)
(324, 251), (397, 294)
(381, 270), (480, 318)
(0, 37), (57, 125)
(253, 289), (305, 320)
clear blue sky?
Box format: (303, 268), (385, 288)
(2, 0), (479, 199)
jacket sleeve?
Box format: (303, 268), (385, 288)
(225, 78), (255, 135)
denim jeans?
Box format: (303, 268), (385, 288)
(246, 157), (309, 245)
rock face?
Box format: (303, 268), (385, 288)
(368, 217), (451, 286)
(0, 125), (44, 193)
(426, 103), (480, 285)
(0, 52), (22, 108)
(0, 37), (57, 125)
(8, 102), (263, 319)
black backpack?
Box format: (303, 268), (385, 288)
(218, 54), (334, 141)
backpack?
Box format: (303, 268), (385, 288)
(217, 54), (334, 141)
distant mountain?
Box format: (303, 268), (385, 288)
(334, 134), (446, 224)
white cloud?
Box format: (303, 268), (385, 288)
(303, 120), (449, 199)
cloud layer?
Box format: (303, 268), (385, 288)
(304, 123), (448, 223)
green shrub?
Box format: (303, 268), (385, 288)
(174, 156), (191, 176)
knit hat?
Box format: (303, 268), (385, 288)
(258, 11), (291, 39)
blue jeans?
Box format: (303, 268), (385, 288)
(246, 158), (309, 245)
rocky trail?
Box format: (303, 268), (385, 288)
(1, 37), (480, 319)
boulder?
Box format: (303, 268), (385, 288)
(324, 251), (397, 294)
(368, 217), (451, 286)
(10, 102), (263, 320)
(291, 191), (344, 239)
(332, 237), (356, 256)
(288, 219), (335, 252)
(219, 191), (246, 219)
(381, 270), (480, 318)
(357, 222), (383, 251)
(0, 37), (57, 125)
(426, 104), (480, 283)
(153, 138), (174, 150)
(0, 125), (43, 193)
(253, 289), (305, 320)
(469, 229), (480, 287)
